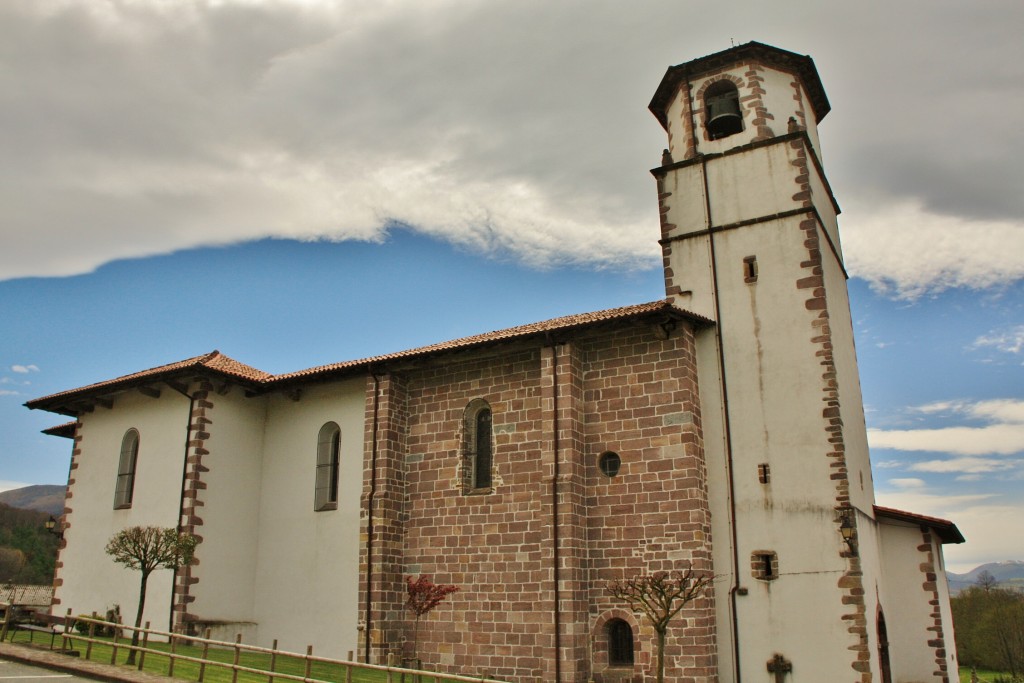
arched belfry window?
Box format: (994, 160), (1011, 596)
(464, 399), (493, 492)
(607, 619), (634, 666)
(705, 80), (743, 139)
(314, 422), (341, 511)
(113, 429), (140, 509)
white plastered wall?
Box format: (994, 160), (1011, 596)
(251, 377), (365, 658)
(187, 388), (267, 639)
(57, 390), (189, 630)
(877, 520), (956, 682)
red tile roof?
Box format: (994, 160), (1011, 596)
(27, 300), (709, 415)
(272, 299), (708, 384)
(26, 351), (271, 414)
(874, 505), (965, 544)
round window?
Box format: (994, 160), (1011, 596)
(598, 451), (621, 478)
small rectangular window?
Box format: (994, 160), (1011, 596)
(758, 463), (770, 484)
(743, 256), (758, 283)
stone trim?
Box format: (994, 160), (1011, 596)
(173, 380), (215, 629)
(50, 421), (83, 609)
(918, 530), (951, 683)
(790, 137), (870, 680)
(358, 372), (408, 665)
(592, 609), (643, 683)
(750, 551), (779, 581)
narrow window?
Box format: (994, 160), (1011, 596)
(113, 429), (140, 509)
(607, 619), (634, 666)
(464, 399), (493, 492)
(314, 422), (341, 511)
(743, 256), (758, 283)
(704, 80), (743, 139)
(752, 550), (778, 581)
(758, 463), (770, 484)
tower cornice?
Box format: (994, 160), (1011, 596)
(649, 41), (830, 130)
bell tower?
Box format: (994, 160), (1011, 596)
(650, 43), (882, 682)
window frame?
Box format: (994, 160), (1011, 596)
(463, 399), (494, 494)
(314, 422), (341, 511)
(113, 428), (140, 510)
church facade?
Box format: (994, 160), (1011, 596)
(29, 43), (963, 683)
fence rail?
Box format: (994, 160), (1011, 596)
(1, 606), (501, 683)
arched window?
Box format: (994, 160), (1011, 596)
(464, 399), (493, 492)
(607, 619), (634, 666)
(113, 429), (139, 509)
(314, 422), (341, 511)
(704, 80), (743, 140)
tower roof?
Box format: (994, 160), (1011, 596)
(649, 41), (831, 130)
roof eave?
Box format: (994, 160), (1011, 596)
(874, 505), (966, 545)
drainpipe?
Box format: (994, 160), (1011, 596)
(546, 336), (562, 683)
(364, 371), (382, 663)
(167, 381), (196, 634)
(701, 155), (743, 683)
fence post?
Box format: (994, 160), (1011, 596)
(137, 621), (150, 670)
(345, 651), (353, 683)
(268, 638), (278, 683)
(0, 602), (11, 642)
(304, 645), (313, 681)
(231, 633), (242, 683)
(109, 618), (119, 665)
(61, 609), (72, 653)
(198, 628), (211, 683)
(86, 612), (96, 661)
(168, 630), (178, 677)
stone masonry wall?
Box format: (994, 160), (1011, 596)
(365, 321), (714, 683)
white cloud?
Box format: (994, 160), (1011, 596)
(11, 364), (39, 373)
(908, 456), (1017, 475)
(972, 326), (1024, 355)
(842, 199), (1024, 299)
(869, 424), (1024, 456)
(0, 1), (1022, 289)
(868, 399), (1024, 456)
(0, 389), (19, 397)
(889, 477), (926, 489)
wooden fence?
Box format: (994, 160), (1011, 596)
(1, 606), (502, 683)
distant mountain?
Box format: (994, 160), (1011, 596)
(0, 485), (65, 517)
(948, 561), (1024, 594)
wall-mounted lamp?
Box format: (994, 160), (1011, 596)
(839, 511), (857, 555)
(44, 516), (63, 540)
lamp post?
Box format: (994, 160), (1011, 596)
(840, 512), (857, 555)
(44, 516), (63, 540)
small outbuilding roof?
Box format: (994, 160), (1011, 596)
(874, 505), (965, 544)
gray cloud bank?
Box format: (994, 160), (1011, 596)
(3, 0), (1023, 296)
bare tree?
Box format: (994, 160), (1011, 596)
(105, 527), (196, 665)
(608, 567), (711, 683)
(976, 569), (998, 591)
(405, 575), (458, 665)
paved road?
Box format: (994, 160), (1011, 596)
(0, 659), (77, 682)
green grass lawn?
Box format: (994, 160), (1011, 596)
(959, 666), (1020, 683)
(5, 630), (486, 683)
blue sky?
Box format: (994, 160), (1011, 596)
(2, 0), (1023, 574)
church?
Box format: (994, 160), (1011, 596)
(28, 42), (963, 683)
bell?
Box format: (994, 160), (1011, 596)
(707, 95), (743, 139)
